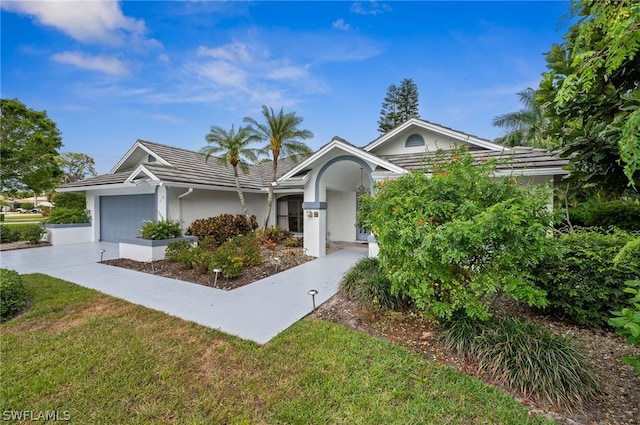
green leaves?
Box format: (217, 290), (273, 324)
(359, 149), (554, 321)
(609, 280), (640, 373)
(538, 0), (640, 194)
(0, 99), (63, 195)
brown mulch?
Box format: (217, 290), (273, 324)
(102, 244), (313, 290)
(309, 293), (640, 425)
(0, 240), (51, 251)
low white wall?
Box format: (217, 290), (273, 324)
(119, 236), (197, 262)
(46, 224), (93, 245)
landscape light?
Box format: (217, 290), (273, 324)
(307, 289), (319, 311)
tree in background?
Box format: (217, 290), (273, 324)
(201, 124), (260, 227)
(492, 88), (551, 148)
(56, 152), (97, 184)
(377, 78), (420, 134)
(244, 106), (313, 230)
(538, 0), (640, 195)
(0, 99), (63, 204)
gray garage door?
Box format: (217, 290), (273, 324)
(100, 194), (156, 242)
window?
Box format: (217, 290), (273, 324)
(405, 133), (425, 147)
(147, 155), (156, 163)
(277, 195), (304, 233)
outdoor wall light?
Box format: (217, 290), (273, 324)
(307, 289), (319, 311)
(213, 268), (222, 286)
(99, 249), (106, 262)
(306, 210), (313, 217)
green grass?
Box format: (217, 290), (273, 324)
(0, 274), (556, 424)
(2, 214), (45, 224)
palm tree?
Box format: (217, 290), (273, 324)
(201, 124), (260, 227)
(492, 88), (552, 149)
(244, 105), (313, 230)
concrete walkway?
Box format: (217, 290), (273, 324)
(0, 242), (366, 344)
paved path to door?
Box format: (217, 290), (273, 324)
(0, 242), (366, 344)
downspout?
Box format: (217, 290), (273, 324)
(177, 188), (194, 227)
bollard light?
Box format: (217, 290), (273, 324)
(99, 249), (106, 262)
(150, 259), (155, 272)
(307, 289), (318, 311)
(274, 257), (280, 273)
(213, 268), (222, 286)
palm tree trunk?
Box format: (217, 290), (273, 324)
(233, 166), (252, 228)
(263, 157), (278, 230)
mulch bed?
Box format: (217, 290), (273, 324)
(0, 241), (51, 251)
(102, 244), (313, 290)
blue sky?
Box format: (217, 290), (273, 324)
(1, 1), (571, 175)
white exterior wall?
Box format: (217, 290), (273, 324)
(371, 129), (461, 155)
(168, 187), (267, 230)
(327, 190), (356, 242)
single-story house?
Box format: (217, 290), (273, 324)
(58, 118), (569, 257)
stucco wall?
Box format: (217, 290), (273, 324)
(168, 187), (267, 229)
(371, 129), (461, 155)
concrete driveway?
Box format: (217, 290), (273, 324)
(0, 242), (366, 344)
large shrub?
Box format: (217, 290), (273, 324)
(0, 268), (27, 321)
(52, 192), (86, 210)
(358, 149), (554, 321)
(530, 228), (639, 327)
(440, 315), (600, 408)
(187, 214), (258, 246)
(47, 207), (89, 224)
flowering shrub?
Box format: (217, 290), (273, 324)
(139, 218), (182, 240)
(358, 148), (554, 321)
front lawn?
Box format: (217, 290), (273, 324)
(0, 274), (554, 424)
(1, 213), (44, 223)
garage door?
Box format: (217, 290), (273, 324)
(100, 194), (155, 242)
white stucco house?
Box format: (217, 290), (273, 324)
(58, 118), (569, 257)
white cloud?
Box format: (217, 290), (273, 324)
(52, 51), (130, 76)
(1, 0), (155, 46)
(197, 42), (252, 63)
(332, 19), (350, 31)
(350, 1), (391, 16)
(266, 65), (309, 81)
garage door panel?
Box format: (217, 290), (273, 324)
(100, 194), (155, 242)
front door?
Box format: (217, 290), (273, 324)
(355, 189), (369, 241)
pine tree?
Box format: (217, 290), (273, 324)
(377, 78), (420, 134)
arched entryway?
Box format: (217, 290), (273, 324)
(303, 155), (374, 257)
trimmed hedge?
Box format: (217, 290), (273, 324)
(47, 207), (89, 224)
(568, 200), (640, 231)
(0, 268), (27, 320)
(531, 228), (639, 327)
(52, 192), (86, 210)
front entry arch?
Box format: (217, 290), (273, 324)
(303, 156), (375, 257)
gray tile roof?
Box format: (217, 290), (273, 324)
(59, 140), (306, 190)
(379, 147), (569, 173)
